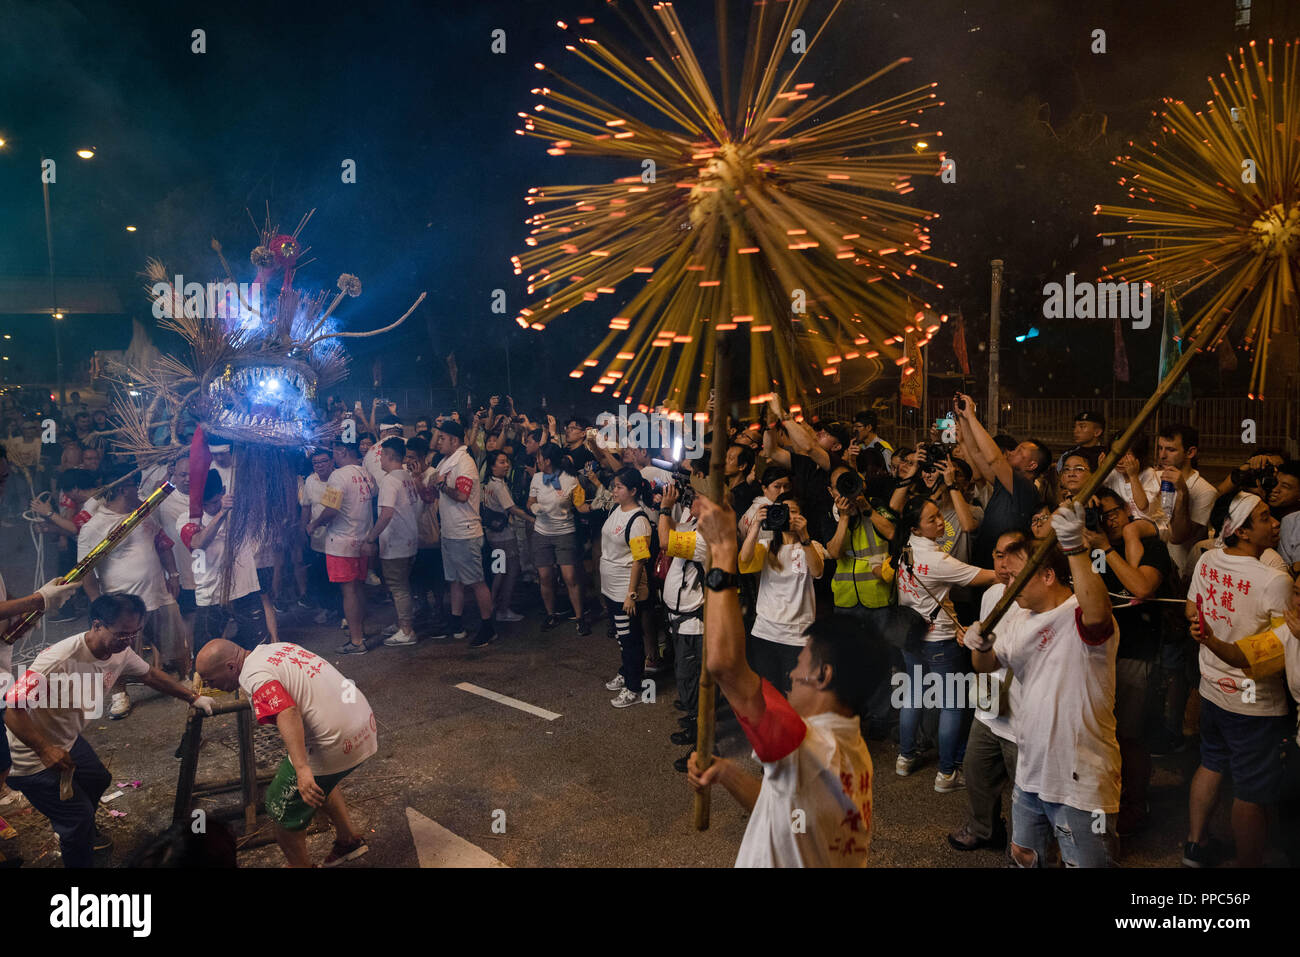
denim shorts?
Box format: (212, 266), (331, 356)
(1197, 695), (1288, 804)
(1011, 786), (1114, 868)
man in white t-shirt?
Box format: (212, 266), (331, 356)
(686, 496), (874, 867)
(208, 442), (234, 493)
(197, 638), (375, 868)
(154, 454), (197, 665)
(1157, 424), (1217, 582)
(177, 470), (268, 653)
(307, 440), (375, 656)
(77, 468), (185, 720)
(948, 529), (1029, 853)
(658, 484), (712, 773)
(1181, 492), (1291, 868)
(965, 502), (1120, 867)
(363, 416), (404, 487)
(364, 437), (422, 648)
(300, 448), (339, 624)
(5, 593), (213, 867)
(431, 421), (495, 648)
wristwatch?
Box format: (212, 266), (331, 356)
(704, 568), (740, 592)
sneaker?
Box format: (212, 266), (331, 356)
(313, 608), (333, 625)
(322, 836), (369, 868)
(495, 609), (524, 622)
(383, 629), (418, 647)
(339, 618), (349, 630)
(452, 627), (468, 640)
(610, 688), (641, 708)
(605, 674), (626, 691)
(295, 598), (313, 611)
(895, 754), (920, 777)
(670, 727), (697, 746)
(935, 769), (966, 793)
(541, 614), (563, 631)
(678, 714), (696, 729)
(381, 623), (400, 637)
(1182, 838), (1226, 868)
(469, 624), (497, 648)
(336, 640), (367, 655)
(109, 691), (132, 720)
(576, 619), (591, 636)
(365, 571), (382, 587)
(644, 658), (665, 675)
(428, 625), (450, 640)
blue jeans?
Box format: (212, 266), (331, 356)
(899, 639), (969, 774)
(1011, 785), (1115, 867)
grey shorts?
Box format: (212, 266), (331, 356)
(533, 531), (580, 567)
(442, 536), (485, 584)
(1114, 657), (1153, 740)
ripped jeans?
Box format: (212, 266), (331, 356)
(1011, 786), (1115, 868)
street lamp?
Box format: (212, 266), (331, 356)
(76, 147), (95, 159)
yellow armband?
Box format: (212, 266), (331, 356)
(1237, 621), (1286, 679)
(879, 554), (895, 583)
(739, 544), (767, 574)
(628, 535), (651, 561)
(572, 486), (586, 507)
(320, 487), (343, 510)
(667, 529), (697, 560)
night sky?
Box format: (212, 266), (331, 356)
(0, 0), (1275, 415)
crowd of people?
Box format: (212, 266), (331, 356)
(2, 384), (1300, 868)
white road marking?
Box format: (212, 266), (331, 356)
(454, 681), (561, 721)
(406, 807), (507, 868)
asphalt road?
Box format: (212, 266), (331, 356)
(0, 523), (1198, 868)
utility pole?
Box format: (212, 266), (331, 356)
(987, 259), (1003, 434)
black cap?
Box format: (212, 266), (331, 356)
(1075, 410), (1105, 426)
(822, 421), (853, 449)
(436, 420), (465, 440)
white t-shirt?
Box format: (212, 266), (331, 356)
(4, 633), (150, 776)
(529, 471), (579, 536)
(482, 477), (518, 545)
(323, 464), (375, 558)
(77, 509), (173, 612)
(599, 507), (652, 602)
(1105, 467), (1161, 521)
(663, 515), (708, 636)
(735, 686), (873, 868)
(895, 535), (982, 642)
(376, 468), (421, 560)
(993, 594), (1121, 813)
(750, 542), (824, 647)
(239, 642), (377, 776)
(1167, 470), (1217, 578)
(1187, 549), (1292, 716)
(301, 472), (331, 553)
(974, 582), (1026, 743)
(363, 446), (386, 487)
(157, 493), (197, 591)
(178, 510), (261, 606)
(434, 446), (482, 540)
(1260, 547), (1288, 574)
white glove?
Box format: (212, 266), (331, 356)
(37, 579), (81, 613)
(1051, 501), (1087, 552)
(962, 620), (994, 652)
(192, 695), (215, 716)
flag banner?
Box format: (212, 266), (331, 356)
(954, 310), (971, 376)
(1160, 292), (1192, 405)
(1113, 316), (1130, 383)
(900, 330), (924, 409)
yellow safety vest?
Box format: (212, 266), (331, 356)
(832, 518), (891, 609)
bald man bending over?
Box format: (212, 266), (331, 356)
(196, 639), (376, 867)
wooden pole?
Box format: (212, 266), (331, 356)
(978, 300), (1232, 638)
(693, 335), (731, 830)
(987, 260), (1004, 435)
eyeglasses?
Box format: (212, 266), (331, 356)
(1061, 466), (1089, 474)
(108, 628), (142, 641)
(1030, 514), (1051, 526)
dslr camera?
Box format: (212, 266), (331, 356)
(836, 468), (864, 501)
(921, 443), (948, 474)
(762, 502), (790, 533)
(1231, 462), (1278, 494)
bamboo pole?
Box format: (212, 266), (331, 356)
(693, 335), (731, 830)
(978, 299), (1234, 638)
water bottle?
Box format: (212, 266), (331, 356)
(1160, 479), (1176, 516)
